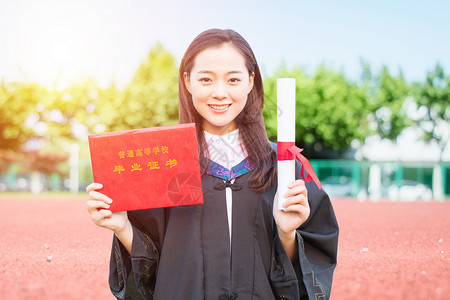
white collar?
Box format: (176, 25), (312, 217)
(204, 129), (247, 168)
(204, 129), (241, 147)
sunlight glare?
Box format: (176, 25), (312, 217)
(3, 0), (109, 89)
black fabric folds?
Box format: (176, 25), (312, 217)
(108, 159), (338, 300)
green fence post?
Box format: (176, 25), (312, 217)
(6, 163), (17, 191)
(395, 164), (403, 188)
(418, 167), (425, 184)
(50, 173), (60, 192)
(442, 163), (448, 196)
(352, 161), (360, 197)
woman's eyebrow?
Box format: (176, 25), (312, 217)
(227, 70), (244, 75)
(196, 70), (244, 75)
(196, 70), (213, 74)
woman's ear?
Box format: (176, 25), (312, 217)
(248, 72), (255, 94)
(183, 72), (192, 94)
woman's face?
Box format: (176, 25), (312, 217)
(184, 44), (254, 135)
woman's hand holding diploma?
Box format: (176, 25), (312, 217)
(273, 179), (310, 260)
(86, 183), (133, 254)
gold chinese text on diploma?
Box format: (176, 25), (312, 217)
(113, 145), (178, 174)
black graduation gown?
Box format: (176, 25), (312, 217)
(108, 160), (339, 300)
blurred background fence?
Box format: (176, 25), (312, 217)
(2, 157), (449, 202)
(313, 160), (450, 200)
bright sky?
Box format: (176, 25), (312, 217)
(1, 0), (449, 90)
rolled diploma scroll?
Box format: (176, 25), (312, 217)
(277, 78), (296, 210)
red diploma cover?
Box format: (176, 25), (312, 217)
(88, 123), (204, 212)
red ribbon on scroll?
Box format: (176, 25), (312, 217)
(277, 142), (322, 189)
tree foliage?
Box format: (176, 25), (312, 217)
(106, 43), (179, 132)
(0, 82), (42, 150)
(361, 62), (411, 140)
(263, 66), (371, 158)
(413, 63), (450, 161)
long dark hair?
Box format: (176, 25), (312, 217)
(178, 28), (276, 193)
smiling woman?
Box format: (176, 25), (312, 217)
(85, 28), (339, 300)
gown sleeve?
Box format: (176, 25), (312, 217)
(293, 161), (339, 300)
(109, 208), (166, 300)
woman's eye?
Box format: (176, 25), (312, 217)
(229, 78), (241, 83)
(199, 78), (212, 83)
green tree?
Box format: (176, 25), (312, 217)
(361, 62), (411, 141)
(93, 83), (121, 133)
(263, 66), (370, 158)
(0, 82), (42, 151)
(21, 79), (102, 168)
(106, 43), (179, 132)
(413, 63), (450, 162)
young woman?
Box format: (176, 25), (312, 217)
(87, 28), (338, 300)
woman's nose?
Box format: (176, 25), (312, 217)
(212, 81), (228, 99)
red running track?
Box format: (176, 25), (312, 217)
(0, 194), (448, 299)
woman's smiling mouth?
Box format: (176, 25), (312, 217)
(208, 104), (231, 111)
